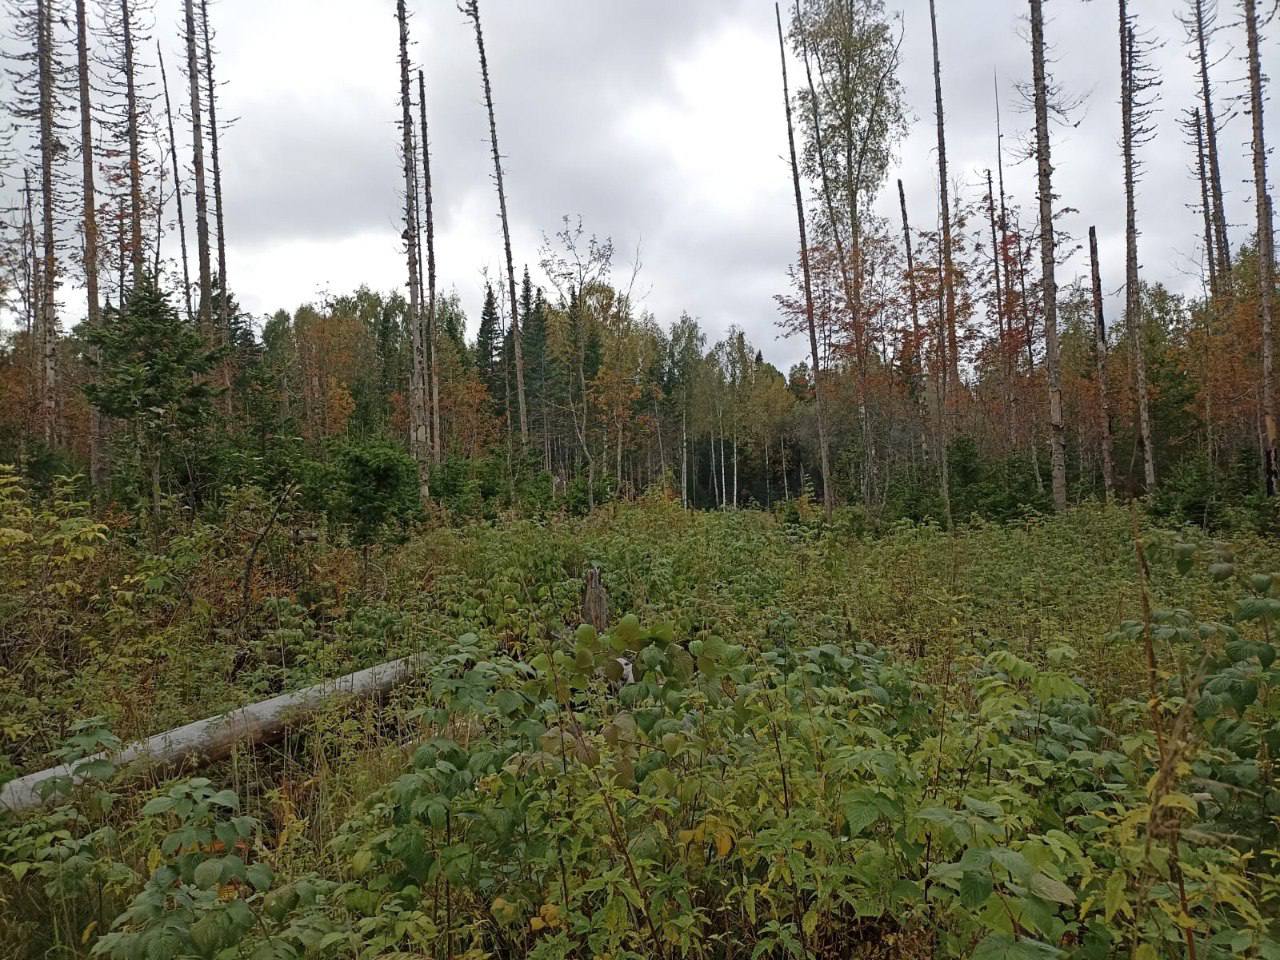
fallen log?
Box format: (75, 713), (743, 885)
(0, 653), (427, 815)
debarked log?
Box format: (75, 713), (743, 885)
(0, 653), (427, 814)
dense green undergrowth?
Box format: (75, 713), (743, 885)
(2, 474), (1280, 959)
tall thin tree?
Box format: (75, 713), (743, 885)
(776, 2), (832, 518)
(158, 43), (193, 324)
(1089, 226), (1116, 499)
(418, 70), (441, 465)
(183, 0), (213, 333)
(1192, 108), (1219, 296)
(199, 0), (229, 337)
(1119, 3), (1158, 492)
(35, 0), (59, 445)
(987, 168), (1014, 445)
(929, 0), (960, 387)
(1029, 0), (1068, 510)
(395, 0), (425, 488)
(75, 0), (103, 484)
(1243, 0), (1276, 495)
(460, 0), (527, 444)
(120, 0), (143, 285)
(1185, 0), (1231, 287)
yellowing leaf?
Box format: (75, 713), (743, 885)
(714, 828), (734, 859)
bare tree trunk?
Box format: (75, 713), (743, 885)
(776, 3), (832, 518)
(1244, 0), (1276, 495)
(929, 0), (960, 388)
(987, 169), (1015, 448)
(899, 178), (940, 489)
(199, 0), (229, 336)
(462, 0), (527, 445)
(409, 118), (431, 491)
(76, 0), (104, 485)
(1192, 0), (1231, 287)
(418, 70), (442, 466)
(1089, 227), (1116, 499)
(22, 171), (38, 443)
(1192, 108), (1219, 296)
(395, 0), (426, 495)
(898, 179), (922, 391)
(934, 234), (954, 528)
(1120, 8), (1157, 493)
(36, 0), (58, 447)
(681, 407), (688, 508)
(183, 0), (213, 334)
(1030, 0), (1068, 510)
(120, 0), (143, 286)
(997, 82), (1042, 482)
(158, 44), (194, 325)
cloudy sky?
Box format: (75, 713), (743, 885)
(4, 0), (1275, 367)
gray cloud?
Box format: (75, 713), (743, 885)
(1, 0), (1273, 371)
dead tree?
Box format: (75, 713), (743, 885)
(120, 0), (143, 284)
(183, 0), (213, 333)
(460, 0), (527, 444)
(36, 0), (59, 445)
(1119, 3), (1158, 493)
(200, 0), (229, 337)
(929, 0), (960, 388)
(1187, 109), (1220, 295)
(1089, 227), (1116, 499)
(987, 169), (1014, 446)
(395, 0), (427, 493)
(1244, 0), (1276, 495)
(1029, 0), (1068, 510)
(900, 178), (950, 525)
(775, 2), (833, 519)
(419, 70), (441, 465)
(898, 178), (922, 393)
(158, 44), (193, 324)
(1183, 0), (1231, 288)
(408, 109), (430, 491)
(75, 0), (103, 483)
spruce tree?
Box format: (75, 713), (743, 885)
(475, 284), (504, 414)
(84, 273), (220, 521)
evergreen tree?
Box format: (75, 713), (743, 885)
(84, 273), (220, 520)
(474, 283), (504, 414)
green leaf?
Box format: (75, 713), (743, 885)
(989, 848), (1034, 881)
(963, 796), (1002, 818)
(209, 789), (239, 810)
(960, 870), (994, 908)
(973, 933), (1063, 960)
(843, 801), (880, 838)
(74, 758), (115, 781)
(1029, 871), (1075, 905)
(193, 857), (223, 890)
(140, 796), (174, 817)
(245, 863), (273, 892)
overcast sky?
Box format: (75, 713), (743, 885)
(4, 0), (1275, 367)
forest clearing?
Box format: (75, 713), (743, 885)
(0, 0), (1279, 956)
(4, 489), (1280, 959)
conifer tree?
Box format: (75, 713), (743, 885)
(84, 273), (219, 522)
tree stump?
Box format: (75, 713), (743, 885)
(582, 566), (609, 632)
